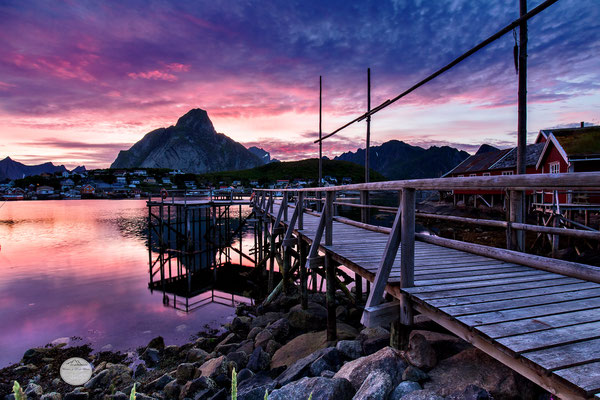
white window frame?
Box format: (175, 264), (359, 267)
(502, 171), (514, 176)
(549, 161), (560, 174)
(483, 172), (491, 176)
(470, 173), (477, 177)
(458, 174), (464, 177)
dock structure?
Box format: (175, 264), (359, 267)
(252, 172), (600, 400)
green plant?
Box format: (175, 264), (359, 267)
(130, 382), (137, 400)
(308, 393), (313, 400)
(13, 381), (25, 400)
(231, 368), (237, 400)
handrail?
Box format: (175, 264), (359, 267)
(254, 172), (600, 192)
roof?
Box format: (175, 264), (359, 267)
(447, 146), (511, 175)
(549, 126), (600, 158)
(490, 143), (545, 170)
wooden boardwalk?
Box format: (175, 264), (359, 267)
(266, 200), (600, 400)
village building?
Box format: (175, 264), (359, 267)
(36, 185), (54, 195)
(80, 184), (95, 195)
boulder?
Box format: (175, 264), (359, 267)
(237, 368), (254, 383)
(247, 327), (262, 341)
(24, 383), (43, 399)
(353, 370), (394, 400)
(320, 370), (335, 378)
(268, 377), (354, 400)
(237, 372), (276, 400)
(254, 329), (273, 350)
(230, 316), (251, 335)
(163, 380), (181, 399)
(399, 390), (444, 400)
(287, 303), (328, 331)
(424, 348), (537, 399)
(250, 312), (286, 329)
(147, 336), (166, 351)
(265, 340), (281, 357)
(141, 347), (160, 367)
(405, 333), (437, 371)
(275, 347), (340, 386)
(336, 340), (362, 360)
(187, 348), (209, 363)
(266, 318), (290, 342)
(237, 339), (255, 355)
(40, 393), (62, 400)
(390, 381), (422, 400)
(199, 356), (229, 380)
(179, 376), (217, 399)
(445, 384), (492, 400)
(359, 326), (390, 355)
(402, 365), (429, 383)
(333, 346), (406, 391)
(63, 392), (88, 400)
(410, 330), (471, 360)
(215, 333), (240, 354)
(144, 373), (173, 391)
(176, 362), (197, 383)
(271, 323), (358, 369)
(227, 351), (249, 370)
(247, 347), (270, 372)
(134, 363), (147, 378)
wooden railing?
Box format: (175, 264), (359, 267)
(253, 172), (600, 331)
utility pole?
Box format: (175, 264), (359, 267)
(365, 68), (371, 184)
(318, 76), (323, 211)
(512, 0), (527, 251)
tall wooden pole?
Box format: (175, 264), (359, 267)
(365, 68), (371, 184)
(319, 76), (323, 189)
(512, 0), (527, 251)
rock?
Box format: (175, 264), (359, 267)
(405, 333), (437, 371)
(237, 368), (254, 383)
(320, 370), (335, 378)
(40, 393), (62, 400)
(247, 327), (262, 340)
(335, 305), (348, 320)
(266, 318), (290, 342)
(207, 388), (227, 400)
(445, 384), (492, 400)
(147, 336), (165, 351)
(425, 348), (537, 399)
(22, 348), (49, 363)
(84, 369), (111, 389)
(336, 340), (362, 359)
(141, 347), (160, 367)
(164, 380), (181, 399)
(134, 363), (147, 378)
(333, 346), (406, 391)
(410, 330), (470, 360)
(144, 373), (173, 391)
(254, 329), (273, 350)
(268, 377), (354, 400)
(199, 356), (230, 379)
(176, 362), (197, 383)
(276, 347), (340, 386)
(231, 316), (251, 335)
(180, 376), (217, 399)
(187, 347), (209, 363)
(403, 365), (429, 383)
(215, 333), (240, 354)
(63, 392), (88, 400)
(271, 323), (358, 368)
(359, 326), (390, 356)
(250, 312), (286, 329)
(247, 347), (270, 372)
(390, 381), (422, 400)
(287, 302), (327, 331)
(25, 382), (43, 398)
(353, 370), (393, 400)
(265, 340), (281, 356)
(237, 339), (255, 355)
(237, 372), (275, 400)
(106, 392), (128, 400)
(227, 351), (249, 370)
(309, 356), (333, 376)
(399, 390), (444, 400)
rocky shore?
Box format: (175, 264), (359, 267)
(1, 290), (551, 400)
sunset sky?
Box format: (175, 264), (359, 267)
(0, 0), (598, 169)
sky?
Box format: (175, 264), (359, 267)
(0, 0), (598, 169)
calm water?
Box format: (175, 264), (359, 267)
(0, 200), (247, 367)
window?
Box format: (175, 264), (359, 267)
(483, 172), (491, 176)
(502, 171), (514, 176)
(470, 173), (477, 177)
(458, 174), (464, 177)
(549, 162), (560, 174)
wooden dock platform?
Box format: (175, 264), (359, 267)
(253, 173), (600, 399)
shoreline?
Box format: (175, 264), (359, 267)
(1, 288), (551, 400)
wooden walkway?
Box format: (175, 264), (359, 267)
(267, 200), (600, 400)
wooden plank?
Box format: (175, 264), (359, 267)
(414, 270), (548, 286)
(413, 266), (531, 280)
(477, 308), (600, 339)
(523, 337), (600, 370)
(429, 281), (597, 307)
(409, 276), (581, 301)
(497, 321), (600, 353)
(442, 287), (600, 316)
(459, 296), (600, 326)
(554, 361), (600, 394)
(361, 301), (400, 328)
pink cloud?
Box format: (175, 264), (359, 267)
(128, 70), (177, 81)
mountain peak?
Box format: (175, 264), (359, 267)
(175, 108), (215, 134)
(475, 144), (500, 155)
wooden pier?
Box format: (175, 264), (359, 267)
(252, 172), (600, 400)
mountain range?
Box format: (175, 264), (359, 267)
(0, 157), (86, 181)
(111, 109), (264, 173)
(334, 140), (470, 180)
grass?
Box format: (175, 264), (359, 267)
(12, 381), (25, 400)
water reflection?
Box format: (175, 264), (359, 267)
(0, 200), (247, 367)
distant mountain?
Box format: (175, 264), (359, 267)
(0, 157), (68, 181)
(334, 140), (470, 180)
(248, 146), (271, 164)
(72, 165), (87, 174)
(111, 108), (263, 173)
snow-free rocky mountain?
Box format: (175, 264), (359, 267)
(0, 157), (69, 181)
(111, 109), (264, 173)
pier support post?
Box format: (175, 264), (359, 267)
(325, 191), (336, 341)
(300, 240), (308, 309)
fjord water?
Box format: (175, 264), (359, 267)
(0, 200), (244, 367)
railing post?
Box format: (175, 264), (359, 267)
(400, 188), (415, 288)
(325, 190), (336, 341)
(298, 191), (305, 230)
(283, 193), (288, 222)
(360, 190), (369, 224)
